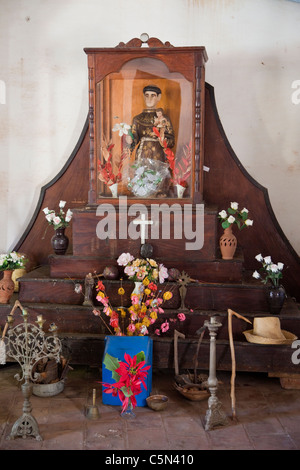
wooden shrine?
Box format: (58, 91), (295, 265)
(2, 35), (300, 379)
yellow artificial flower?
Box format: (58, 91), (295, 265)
(150, 311), (158, 321)
(132, 259), (141, 267)
(143, 277), (150, 286)
(97, 291), (105, 298)
(152, 269), (158, 279)
(144, 288), (151, 296)
(118, 308), (127, 318)
(118, 287), (125, 295)
(147, 258), (158, 267)
(142, 317), (151, 327)
(163, 291), (173, 301)
(140, 304), (147, 314)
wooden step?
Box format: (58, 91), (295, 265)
(18, 265), (268, 311)
(48, 250), (244, 283)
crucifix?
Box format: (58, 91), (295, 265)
(133, 213), (153, 245)
(133, 213), (154, 258)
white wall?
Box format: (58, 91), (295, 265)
(0, 0), (299, 255)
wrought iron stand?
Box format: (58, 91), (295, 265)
(204, 315), (228, 431)
(4, 306), (61, 440)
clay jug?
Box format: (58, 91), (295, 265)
(219, 226), (237, 260)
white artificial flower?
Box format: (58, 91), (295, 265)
(227, 215), (235, 224)
(255, 254), (263, 262)
(245, 219), (253, 226)
(53, 216), (61, 225)
(158, 264), (168, 284)
(241, 208), (248, 214)
(43, 207), (50, 214)
(270, 264), (279, 273)
(117, 252), (134, 266)
(59, 200), (66, 208)
(112, 122), (131, 137)
(230, 202), (239, 210)
(46, 213), (55, 222)
(219, 210), (227, 219)
(277, 262), (284, 270)
(252, 270), (260, 279)
(264, 256), (272, 264)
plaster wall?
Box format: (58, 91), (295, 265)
(0, 0), (299, 255)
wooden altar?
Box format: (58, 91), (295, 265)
(2, 36), (300, 378)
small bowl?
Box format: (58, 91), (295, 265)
(146, 394), (168, 411)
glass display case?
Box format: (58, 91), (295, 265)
(85, 35), (208, 205)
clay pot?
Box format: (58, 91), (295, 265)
(219, 226), (237, 260)
(0, 270), (15, 303)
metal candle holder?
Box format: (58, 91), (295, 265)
(204, 315), (228, 431)
(4, 308), (61, 441)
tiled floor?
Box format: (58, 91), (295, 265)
(1, 363), (300, 451)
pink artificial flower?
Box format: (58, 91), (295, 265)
(128, 323), (136, 333)
(161, 321), (169, 333)
(154, 329), (161, 336)
(92, 309), (101, 317)
(177, 313), (186, 322)
(131, 294), (139, 305)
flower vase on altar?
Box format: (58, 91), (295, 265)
(219, 226), (237, 260)
(0, 270), (15, 304)
(102, 336), (153, 408)
(109, 183), (118, 198)
(175, 184), (186, 198)
(132, 281), (143, 297)
(51, 228), (69, 255)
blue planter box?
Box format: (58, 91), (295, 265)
(102, 335), (153, 407)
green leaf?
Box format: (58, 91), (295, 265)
(103, 353), (120, 372)
(121, 386), (133, 397)
(222, 220), (230, 229)
(227, 208), (236, 215)
(136, 351), (145, 365)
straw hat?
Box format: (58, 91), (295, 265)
(243, 317), (297, 345)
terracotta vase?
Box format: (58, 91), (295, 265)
(219, 226), (237, 260)
(0, 270), (15, 303)
(266, 285), (286, 315)
(51, 227), (69, 255)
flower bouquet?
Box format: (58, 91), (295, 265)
(252, 254), (284, 288)
(94, 278), (185, 337)
(98, 122), (132, 193)
(43, 200), (73, 230)
(0, 252), (27, 271)
(218, 202), (253, 230)
(102, 351), (151, 416)
(126, 158), (170, 197)
(172, 142), (192, 188)
(117, 252), (168, 283)
(252, 254), (285, 314)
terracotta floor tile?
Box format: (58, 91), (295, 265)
(1, 364), (300, 450)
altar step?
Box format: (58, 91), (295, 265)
(18, 265), (269, 312)
(48, 250), (245, 283)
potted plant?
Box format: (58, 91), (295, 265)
(43, 200), (73, 255)
(218, 202), (253, 259)
(0, 252), (28, 303)
(253, 254), (285, 314)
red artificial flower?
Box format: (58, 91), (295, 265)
(97, 280), (105, 291)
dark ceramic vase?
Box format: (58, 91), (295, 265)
(51, 228), (69, 255)
(266, 285), (286, 315)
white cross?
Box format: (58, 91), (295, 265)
(133, 213), (153, 245)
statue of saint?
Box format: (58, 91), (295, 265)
(126, 85), (175, 163)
